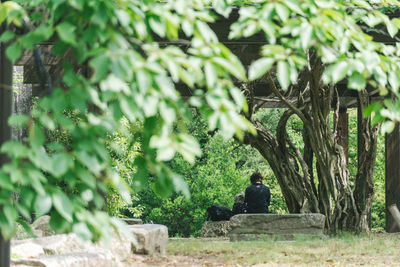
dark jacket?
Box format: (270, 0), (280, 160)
(244, 183), (270, 213)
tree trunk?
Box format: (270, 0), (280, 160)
(353, 90), (379, 231)
(242, 53), (379, 233)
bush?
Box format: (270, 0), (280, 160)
(137, 121), (287, 236)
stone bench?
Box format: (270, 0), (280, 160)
(201, 221), (230, 237)
(229, 213), (325, 241)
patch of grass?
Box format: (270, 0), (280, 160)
(167, 233), (400, 266)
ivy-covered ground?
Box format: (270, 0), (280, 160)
(124, 234), (400, 266)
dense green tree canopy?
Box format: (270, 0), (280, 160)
(0, 0), (252, 240)
(1, 0), (400, 240)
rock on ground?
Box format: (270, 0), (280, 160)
(122, 218), (143, 225)
(229, 213), (325, 241)
(11, 242), (45, 258)
(12, 249), (118, 267)
(201, 221), (230, 237)
(31, 216), (54, 237)
(129, 224), (168, 256)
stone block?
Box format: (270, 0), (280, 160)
(122, 218), (143, 225)
(31, 216), (54, 237)
(11, 242), (45, 258)
(229, 213), (325, 241)
(12, 231), (132, 263)
(13, 234), (84, 255)
(11, 249), (118, 267)
(201, 221), (230, 237)
(129, 224), (168, 256)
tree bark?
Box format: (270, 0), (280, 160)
(242, 53), (379, 233)
(353, 90), (379, 231)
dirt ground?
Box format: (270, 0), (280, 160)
(123, 235), (400, 267)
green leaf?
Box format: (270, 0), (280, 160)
(8, 114), (29, 128)
(76, 151), (103, 176)
(300, 24), (313, 50)
(213, 0), (232, 18)
(277, 61), (290, 90)
(0, 30), (14, 42)
(348, 72), (366, 90)
(17, 219), (36, 238)
(331, 61), (349, 83)
(275, 3), (289, 22)
(115, 9), (130, 27)
(34, 195), (52, 217)
(49, 211), (70, 232)
(171, 174), (190, 199)
(0, 171), (13, 191)
(204, 62), (217, 88)
(149, 17), (165, 37)
(33, 25), (54, 40)
(5, 43), (21, 63)
(16, 203), (31, 221)
(1, 140), (28, 158)
(176, 133), (201, 163)
(213, 57), (246, 81)
(248, 58), (274, 81)
(4, 204), (18, 224)
(381, 121), (395, 134)
(69, 0), (84, 10)
(387, 20), (398, 38)
(157, 146), (175, 161)
(136, 70), (152, 93)
(196, 21), (217, 43)
(389, 71), (400, 91)
(182, 20), (194, 36)
(51, 153), (73, 178)
(73, 222), (92, 241)
(29, 123), (45, 149)
(89, 54), (110, 82)
(364, 102), (383, 117)
(56, 22), (77, 45)
(52, 191), (73, 222)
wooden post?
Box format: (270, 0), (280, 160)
(335, 108), (349, 164)
(385, 122), (400, 233)
(0, 1), (13, 264)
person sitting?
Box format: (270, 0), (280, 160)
(244, 172), (270, 213)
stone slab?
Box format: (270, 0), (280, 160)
(123, 218), (143, 225)
(12, 231), (131, 263)
(201, 221), (230, 237)
(11, 242), (45, 258)
(31, 216), (54, 237)
(129, 224), (168, 256)
(11, 249), (118, 267)
(229, 213), (325, 241)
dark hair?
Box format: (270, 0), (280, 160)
(250, 172), (263, 184)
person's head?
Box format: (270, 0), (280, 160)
(250, 172), (263, 184)
(234, 193), (245, 204)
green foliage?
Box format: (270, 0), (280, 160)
(1, 0), (399, 240)
(0, 0), (252, 241)
(136, 113), (286, 237)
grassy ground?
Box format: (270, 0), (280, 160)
(128, 233), (400, 266)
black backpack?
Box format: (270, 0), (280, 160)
(207, 205), (233, 221)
